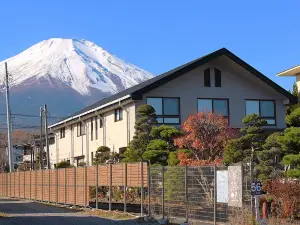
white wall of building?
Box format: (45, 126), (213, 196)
(49, 102), (135, 168)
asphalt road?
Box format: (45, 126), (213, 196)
(0, 198), (141, 225)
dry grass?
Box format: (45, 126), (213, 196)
(267, 218), (300, 225)
(83, 209), (137, 220)
(228, 206), (258, 225)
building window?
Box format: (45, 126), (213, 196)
(91, 117), (94, 141)
(147, 97), (180, 124)
(197, 98), (229, 118)
(115, 108), (123, 122)
(204, 68), (211, 87)
(60, 127), (65, 139)
(214, 68), (221, 87)
(95, 117), (98, 140)
(77, 122), (85, 137)
(245, 100), (275, 125)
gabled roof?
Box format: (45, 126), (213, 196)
(50, 48), (297, 128)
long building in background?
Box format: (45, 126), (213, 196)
(48, 48), (297, 168)
(277, 65), (300, 90)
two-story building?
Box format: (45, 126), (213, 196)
(48, 48), (297, 168)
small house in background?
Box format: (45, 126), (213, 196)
(48, 48), (297, 169)
(32, 133), (55, 169)
(277, 65), (300, 90)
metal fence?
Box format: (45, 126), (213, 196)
(0, 163), (251, 223)
(149, 165), (251, 224)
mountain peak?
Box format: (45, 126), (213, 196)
(0, 38), (153, 95)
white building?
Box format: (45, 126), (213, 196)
(48, 48), (297, 168)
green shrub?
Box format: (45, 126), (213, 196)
(56, 160), (73, 168)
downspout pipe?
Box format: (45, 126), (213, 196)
(119, 100), (130, 145)
(70, 124), (74, 166)
(95, 111), (106, 146)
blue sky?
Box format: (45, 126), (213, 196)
(1, 0), (299, 91)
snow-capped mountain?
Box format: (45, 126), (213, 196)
(0, 38), (153, 124)
(0, 38), (153, 95)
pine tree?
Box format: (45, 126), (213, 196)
(255, 132), (284, 182)
(94, 146), (111, 164)
(224, 114), (267, 166)
(142, 125), (183, 165)
(287, 82), (300, 115)
(121, 104), (156, 162)
(282, 154), (300, 178)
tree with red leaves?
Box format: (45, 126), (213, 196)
(264, 179), (300, 218)
(174, 112), (237, 165)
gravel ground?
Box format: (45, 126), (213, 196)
(0, 198), (145, 225)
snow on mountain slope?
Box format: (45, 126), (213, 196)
(0, 38), (153, 95)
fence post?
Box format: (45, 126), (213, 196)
(161, 165), (165, 220)
(214, 164), (217, 225)
(35, 170), (37, 201)
(30, 170), (32, 200)
(8, 173), (10, 197)
(85, 166), (87, 207)
(109, 163), (112, 211)
(49, 169), (50, 203)
(42, 169), (44, 202)
(96, 164), (99, 210)
(65, 168), (67, 205)
(185, 165), (188, 223)
(14, 172), (16, 198)
(124, 163), (127, 213)
(18, 171), (20, 199)
(56, 168), (58, 204)
(147, 161), (151, 217)
(74, 167), (76, 206)
(141, 161), (144, 217)
(24, 172), (25, 199)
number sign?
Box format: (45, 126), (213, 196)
(251, 181), (262, 195)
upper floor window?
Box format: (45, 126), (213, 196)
(115, 108), (123, 122)
(197, 98), (229, 118)
(214, 68), (221, 87)
(60, 127), (65, 139)
(77, 122), (85, 137)
(204, 68), (211, 87)
(147, 97), (180, 124)
(245, 100), (275, 125)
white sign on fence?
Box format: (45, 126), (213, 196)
(216, 170), (228, 203)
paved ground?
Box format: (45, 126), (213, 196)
(0, 198), (142, 225)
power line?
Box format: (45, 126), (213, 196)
(0, 113), (63, 119)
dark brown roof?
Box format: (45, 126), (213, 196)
(53, 48), (298, 125)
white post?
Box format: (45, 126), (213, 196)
(70, 125), (74, 165)
(255, 195), (260, 221)
(85, 123), (89, 166)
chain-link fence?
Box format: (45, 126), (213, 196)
(149, 165), (251, 224)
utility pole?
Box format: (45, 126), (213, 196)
(44, 104), (50, 169)
(5, 62), (14, 172)
(40, 107), (44, 169)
